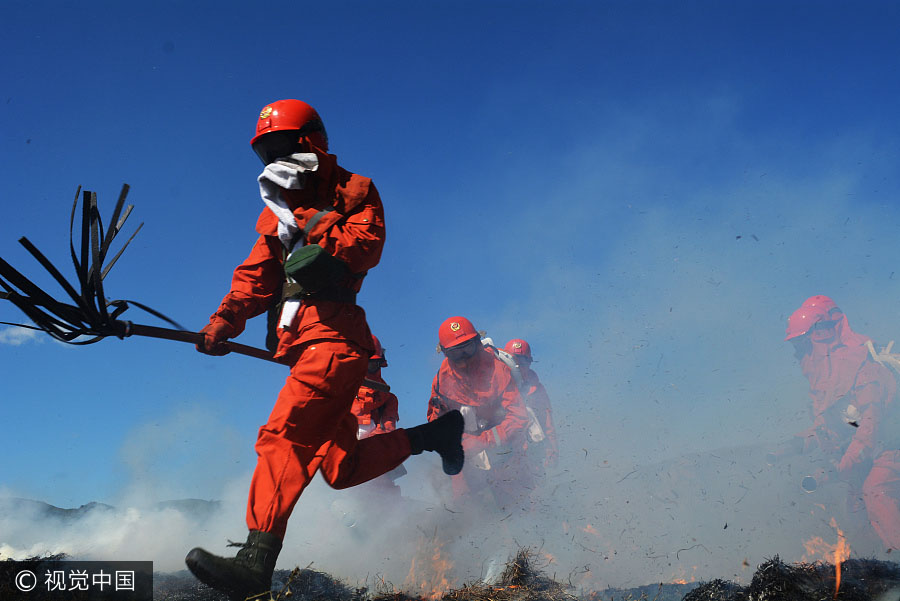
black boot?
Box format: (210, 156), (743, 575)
(185, 530), (282, 601)
(406, 410), (465, 475)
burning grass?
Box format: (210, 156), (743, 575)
(212, 550), (900, 601)
(149, 548), (696, 601)
(435, 548), (577, 601)
(685, 555), (900, 601)
(151, 549), (586, 601)
(147, 548), (900, 601)
(11, 548), (900, 601)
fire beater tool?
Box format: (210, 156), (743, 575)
(0, 184), (389, 392)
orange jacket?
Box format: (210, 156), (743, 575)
(207, 151), (384, 358)
(352, 371), (399, 431)
(427, 347), (528, 450)
(798, 316), (898, 476)
(804, 359), (897, 474)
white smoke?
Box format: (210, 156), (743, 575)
(0, 326), (42, 346)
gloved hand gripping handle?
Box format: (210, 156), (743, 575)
(115, 321), (391, 392)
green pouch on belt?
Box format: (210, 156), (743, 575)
(283, 244), (348, 292)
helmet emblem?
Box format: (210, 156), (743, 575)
(513, 341), (522, 349)
(259, 106), (273, 119)
(450, 322), (461, 332)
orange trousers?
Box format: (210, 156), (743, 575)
(246, 340), (412, 539)
(863, 449), (900, 550)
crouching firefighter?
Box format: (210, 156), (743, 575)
(427, 316), (530, 513)
(785, 295), (900, 552)
(185, 99), (464, 601)
(496, 339), (559, 471)
(352, 335), (400, 439)
(351, 333), (407, 498)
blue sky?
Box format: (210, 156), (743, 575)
(3, 0), (900, 587)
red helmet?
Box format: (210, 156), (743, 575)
(438, 316), (479, 349)
(251, 99), (328, 161)
(801, 295), (838, 313)
(371, 334), (387, 366)
(785, 295), (840, 340)
(504, 339), (533, 361)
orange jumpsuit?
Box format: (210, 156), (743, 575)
(796, 314), (900, 550)
(207, 151), (411, 539)
(427, 347), (530, 511)
(351, 371), (399, 439)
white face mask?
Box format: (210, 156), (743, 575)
(257, 153), (321, 248)
(262, 153), (319, 189)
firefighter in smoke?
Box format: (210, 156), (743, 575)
(353, 334), (399, 438)
(497, 339), (559, 473)
(350, 334), (405, 497)
(427, 316), (531, 512)
(785, 295), (900, 551)
(185, 99), (464, 601)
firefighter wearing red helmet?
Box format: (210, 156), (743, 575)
(427, 317), (530, 512)
(785, 295), (900, 552)
(349, 334), (406, 499)
(501, 339), (559, 470)
(185, 100), (463, 600)
(352, 335), (400, 439)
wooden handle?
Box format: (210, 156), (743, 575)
(119, 321), (391, 392)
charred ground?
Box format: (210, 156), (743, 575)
(148, 549), (900, 601)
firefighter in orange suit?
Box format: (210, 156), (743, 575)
(352, 335), (399, 438)
(502, 339), (559, 470)
(351, 334), (405, 498)
(185, 99), (463, 601)
(786, 295), (900, 552)
(427, 316), (530, 512)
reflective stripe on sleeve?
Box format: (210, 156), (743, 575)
(490, 426), (502, 446)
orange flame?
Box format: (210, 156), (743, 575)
(831, 519), (850, 600)
(801, 517), (850, 600)
(667, 565), (699, 585)
(405, 535), (453, 599)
